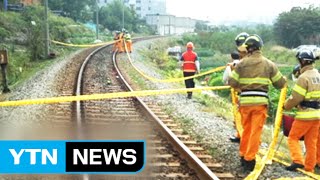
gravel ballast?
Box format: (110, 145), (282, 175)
(0, 50), (83, 125)
(122, 39), (309, 179)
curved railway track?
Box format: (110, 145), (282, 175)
(43, 38), (234, 179)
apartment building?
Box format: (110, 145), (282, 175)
(146, 14), (196, 35)
(98, 0), (166, 19)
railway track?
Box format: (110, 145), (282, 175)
(44, 38), (234, 179)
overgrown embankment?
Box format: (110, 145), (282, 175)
(0, 8), (110, 90)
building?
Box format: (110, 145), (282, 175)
(146, 14), (196, 35)
(98, 0), (166, 19)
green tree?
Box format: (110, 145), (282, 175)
(274, 6), (320, 48)
(20, 5), (45, 61)
(99, 0), (135, 31)
(48, 0), (95, 22)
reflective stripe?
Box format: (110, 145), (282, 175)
(231, 71), (239, 81)
(271, 71), (282, 82)
(292, 84), (307, 96)
(239, 78), (271, 85)
(295, 110), (320, 120)
(305, 91), (320, 99)
(240, 91), (268, 97)
(183, 69), (196, 72)
(183, 61), (195, 64)
(239, 96), (269, 105)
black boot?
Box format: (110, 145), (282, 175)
(2, 87), (10, 93)
(243, 159), (256, 172)
(240, 157), (245, 166)
(285, 163), (304, 171)
(229, 135), (240, 143)
(187, 93), (192, 99)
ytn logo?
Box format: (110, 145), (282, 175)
(66, 141), (145, 172)
(0, 140), (145, 174)
(9, 149), (57, 165)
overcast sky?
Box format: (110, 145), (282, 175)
(166, 0), (320, 24)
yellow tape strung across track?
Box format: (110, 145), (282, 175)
(259, 149), (320, 180)
(0, 86), (230, 107)
(245, 84), (288, 180)
(123, 43), (226, 82)
(231, 88), (243, 137)
(51, 40), (116, 48)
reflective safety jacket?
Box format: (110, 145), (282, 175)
(284, 65), (320, 121)
(229, 51), (286, 106)
(180, 50), (198, 72)
(124, 33), (131, 42)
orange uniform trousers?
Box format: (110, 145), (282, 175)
(288, 120), (320, 172)
(316, 125), (320, 167)
(117, 39), (124, 53)
(233, 93), (241, 139)
(239, 105), (267, 161)
(125, 41), (132, 53)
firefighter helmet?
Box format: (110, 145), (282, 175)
(235, 32), (249, 47)
(292, 64), (301, 79)
(186, 42), (194, 49)
(238, 34), (263, 52)
(231, 51), (240, 60)
(297, 49), (316, 61)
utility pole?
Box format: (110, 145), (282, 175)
(44, 0), (49, 58)
(169, 16), (171, 35)
(96, 0), (99, 40)
(122, 0), (124, 29)
(4, 0), (7, 11)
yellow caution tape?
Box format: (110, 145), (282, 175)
(51, 40), (116, 48)
(123, 43), (226, 82)
(274, 177), (315, 180)
(0, 86), (230, 107)
(231, 88), (243, 137)
(259, 149), (320, 180)
(266, 84), (288, 163)
(245, 84), (288, 180)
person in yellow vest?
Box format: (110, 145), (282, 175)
(124, 30), (132, 53)
(227, 32), (249, 143)
(284, 49), (320, 172)
(228, 34), (286, 171)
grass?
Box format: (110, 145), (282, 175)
(126, 39), (305, 168)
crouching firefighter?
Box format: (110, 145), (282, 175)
(284, 49), (320, 172)
(228, 34), (286, 171)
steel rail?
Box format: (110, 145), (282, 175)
(112, 48), (220, 180)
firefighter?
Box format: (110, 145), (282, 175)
(180, 42), (200, 99)
(228, 32), (250, 143)
(284, 49), (320, 172)
(124, 30), (132, 53)
(228, 34), (286, 171)
(223, 51), (240, 85)
(235, 32), (250, 59)
(112, 31), (123, 53)
(119, 30), (125, 53)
